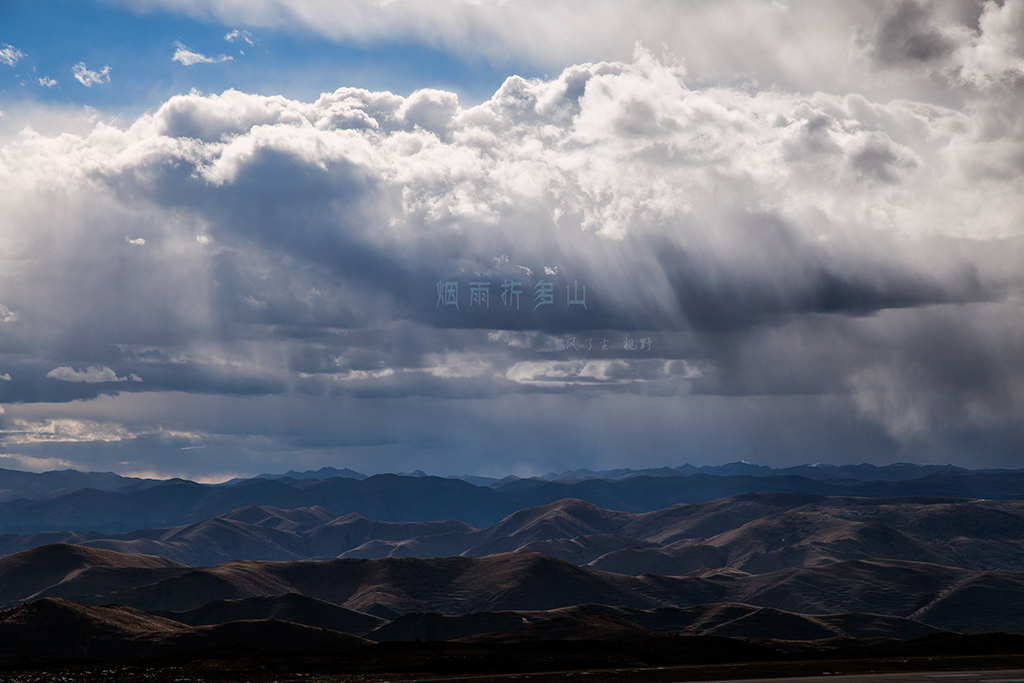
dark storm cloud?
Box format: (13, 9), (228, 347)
(654, 218), (997, 332)
(854, 0), (1024, 89)
(866, 0), (960, 66)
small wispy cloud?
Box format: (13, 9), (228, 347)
(0, 304), (17, 323)
(72, 62), (111, 87)
(172, 42), (233, 66)
(125, 235), (146, 246)
(0, 373), (11, 381)
(0, 452), (75, 471)
(38, 76), (57, 88)
(0, 44), (24, 67)
(1, 418), (134, 445)
(224, 29), (255, 46)
(46, 366), (142, 383)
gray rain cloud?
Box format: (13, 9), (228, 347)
(0, 14), (1022, 478)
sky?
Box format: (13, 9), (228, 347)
(0, 0), (1021, 481)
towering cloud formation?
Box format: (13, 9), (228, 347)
(0, 8), (1021, 477)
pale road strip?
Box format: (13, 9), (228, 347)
(706, 670), (1024, 683)
(394, 669), (1024, 683)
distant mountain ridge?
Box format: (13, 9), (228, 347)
(240, 461), (996, 486)
(225, 466), (368, 484)
(4, 461), (1012, 505)
(3, 467), (1024, 534)
(0, 467), (152, 502)
(535, 462), (984, 483)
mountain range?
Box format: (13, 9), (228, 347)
(2, 494), (1022, 574)
(2, 543), (1023, 638)
(2, 463), (1024, 675)
(3, 465), (1024, 533)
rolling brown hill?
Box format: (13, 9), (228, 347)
(89, 516), (311, 566)
(151, 617), (369, 656)
(290, 552), (658, 619)
(459, 612), (660, 643)
(0, 505), (477, 565)
(367, 610), (529, 642)
(5, 544), (1024, 634)
(154, 592), (386, 635)
(0, 597), (368, 663)
(364, 602), (945, 643)
(461, 498), (635, 556)
(0, 598), (181, 662)
(619, 493), (828, 544)
(0, 595), (960, 669)
(0, 597), (187, 653)
(336, 531), (477, 559)
(515, 533), (660, 565)
(804, 498), (1024, 569)
(587, 544), (730, 575)
(583, 496), (1024, 575)
(4, 494), (1024, 577)
(700, 510), (953, 573)
(0, 543), (185, 608)
(908, 570), (1024, 634)
(32, 550), (654, 618)
(527, 602), (946, 641)
(4, 469), (1024, 672)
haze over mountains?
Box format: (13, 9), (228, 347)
(236, 461), (989, 486)
(2, 462), (1024, 670)
(1, 461), (1014, 501)
(2, 462), (1023, 532)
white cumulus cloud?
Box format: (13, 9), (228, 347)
(224, 29), (255, 45)
(72, 62), (111, 87)
(0, 44), (24, 67)
(46, 366), (142, 383)
(102, 0), (1024, 98)
(172, 42), (234, 66)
